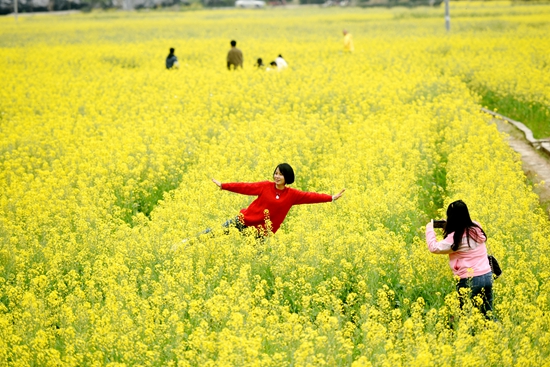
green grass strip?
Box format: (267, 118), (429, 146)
(476, 87), (550, 139)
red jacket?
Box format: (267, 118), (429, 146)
(221, 181), (332, 234)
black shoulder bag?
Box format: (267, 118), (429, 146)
(479, 226), (502, 279)
(486, 239), (502, 279)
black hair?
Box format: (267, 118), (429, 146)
(444, 200), (487, 251)
(270, 61), (277, 66)
(231, 40), (237, 47)
(257, 58), (264, 66)
(169, 48), (175, 53)
(274, 163), (295, 185)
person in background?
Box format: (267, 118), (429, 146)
(210, 163), (345, 237)
(425, 200), (494, 318)
(275, 54), (288, 70)
(166, 48), (179, 69)
(266, 61), (278, 72)
(227, 40), (243, 70)
(255, 58), (265, 69)
(343, 29), (354, 52)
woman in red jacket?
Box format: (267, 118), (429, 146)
(210, 163), (345, 237)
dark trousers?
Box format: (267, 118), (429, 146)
(203, 216), (263, 239)
(456, 272), (494, 318)
(221, 216), (247, 233)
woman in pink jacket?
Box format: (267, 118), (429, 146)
(425, 200), (493, 317)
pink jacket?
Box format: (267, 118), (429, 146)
(425, 221), (491, 278)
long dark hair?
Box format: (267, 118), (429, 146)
(443, 200), (487, 251)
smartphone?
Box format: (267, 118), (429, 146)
(433, 220), (446, 229)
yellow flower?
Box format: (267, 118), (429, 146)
(1, 4), (550, 365)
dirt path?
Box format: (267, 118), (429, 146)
(491, 118), (550, 216)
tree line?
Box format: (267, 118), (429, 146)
(2, 0), (545, 16)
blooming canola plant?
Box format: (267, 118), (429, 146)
(1, 4), (550, 365)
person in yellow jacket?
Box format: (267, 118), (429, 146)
(343, 29), (354, 52)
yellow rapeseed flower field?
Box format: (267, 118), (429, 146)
(1, 2), (550, 365)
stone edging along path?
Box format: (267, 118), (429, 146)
(481, 107), (550, 157)
(481, 108), (550, 216)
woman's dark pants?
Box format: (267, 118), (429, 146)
(456, 272), (494, 318)
(202, 216), (260, 237)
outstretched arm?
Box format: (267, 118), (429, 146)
(212, 179), (266, 195)
(293, 188), (346, 205)
(332, 189), (346, 202)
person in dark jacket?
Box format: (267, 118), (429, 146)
(166, 48), (179, 69)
